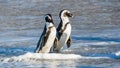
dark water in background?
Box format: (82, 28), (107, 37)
(0, 0), (120, 68)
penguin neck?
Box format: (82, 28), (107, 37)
(46, 22), (54, 29)
(60, 17), (70, 29)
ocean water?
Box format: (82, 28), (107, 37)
(0, 0), (120, 68)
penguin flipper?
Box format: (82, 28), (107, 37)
(35, 31), (48, 53)
(66, 36), (71, 48)
(39, 30), (51, 53)
(35, 25), (47, 53)
(35, 35), (44, 53)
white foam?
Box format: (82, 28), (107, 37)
(115, 51), (120, 56)
(2, 52), (82, 63)
(1, 52), (111, 63)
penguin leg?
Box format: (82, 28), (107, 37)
(50, 46), (53, 53)
(53, 37), (59, 53)
(66, 36), (71, 48)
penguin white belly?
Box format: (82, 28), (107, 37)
(57, 24), (71, 52)
(40, 27), (56, 53)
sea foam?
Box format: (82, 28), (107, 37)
(2, 52), (82, 63)
(115, 51), (120, 56)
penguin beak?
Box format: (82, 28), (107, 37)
(69, 13), (73, 17)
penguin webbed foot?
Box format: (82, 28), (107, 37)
(53, 48), (61, 53)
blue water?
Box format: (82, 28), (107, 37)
(0, 0), (120, 68)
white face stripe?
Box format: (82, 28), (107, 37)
(60, 10), (71, 29)
(45, 15), (51, 20)
(61, 10), (71, 23)
(61, 10), (70, 18)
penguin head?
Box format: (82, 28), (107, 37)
(45, 14), (53, 23)
(59, 9), (73, 18)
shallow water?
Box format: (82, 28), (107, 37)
(0, 0), (120, 68)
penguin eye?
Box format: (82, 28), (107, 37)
(63, 12), (68, 17)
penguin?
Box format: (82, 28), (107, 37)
(35, 14), (58, 53)
(53, 9), (73, 53)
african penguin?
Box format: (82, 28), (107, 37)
(53, 9), (73, 53)
(35, 14), (58, 53)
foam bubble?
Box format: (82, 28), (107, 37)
(115, 51), (120, 56)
